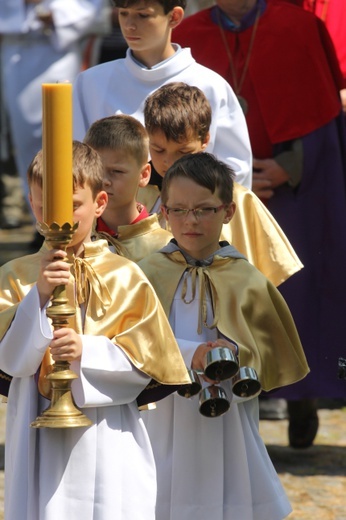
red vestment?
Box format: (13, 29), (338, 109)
(174, 0), (342, 157)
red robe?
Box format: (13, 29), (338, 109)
(303, 0), (346, 87)
(174, 0), (343, 158)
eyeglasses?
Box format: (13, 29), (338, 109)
(164, 204), (226, 220)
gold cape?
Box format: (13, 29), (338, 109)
(95, 213), (172, 262)
(137, 182), (303, 287)
(139, 247), (309, 392)
(0, 240), (190, 402)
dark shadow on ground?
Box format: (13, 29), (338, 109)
(266, 444), (346, 477)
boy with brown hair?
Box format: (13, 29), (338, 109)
(0, 141), (189, 520)
(139, 152), (309, 520)
(73, 0), (253, 188)
(140, 81), (302, 287)
(84, 114), (172, 261)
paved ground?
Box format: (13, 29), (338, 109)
(260, 407), (346, 519)
(0, 174), (346, 519)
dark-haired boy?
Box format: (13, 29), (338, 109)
(139, 152), (309, 520)
(140, 81), (302, 287)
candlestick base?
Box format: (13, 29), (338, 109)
(31, 221), (92, 429)
(31, 361), (92, 428)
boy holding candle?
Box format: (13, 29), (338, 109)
(72, 0), (253, 189)
(0, 141), (189, 520)
(139, 82), (302, 287)
(84, 114), (172, 261)
(138, 152), (309, 520)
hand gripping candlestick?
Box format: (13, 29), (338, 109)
(31, 83), (92, 429)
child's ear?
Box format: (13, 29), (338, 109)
(28, 192), (34, 213)
(95, 190), (108, 218)
(224, 202), (236, 224)
(138, 163), (151, 188)
(201, 132), (211, 151)
(169, 6), (184, 29)
(160, 204), (169, 221)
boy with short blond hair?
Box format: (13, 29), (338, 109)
(139, 81), (302, 287)
(73, 0), (252, 188)
(0, 141), (189, 520)
(84, 114), (172, 261)
(139, 152), (309, 520)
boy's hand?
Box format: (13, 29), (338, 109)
(212, 338), (238, 356)
(191, 341), (219, 384)
(37, 249), (70, 308)
(191, 340), (238, 383)
(50, 328), (83, 362)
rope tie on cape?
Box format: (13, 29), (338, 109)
(94, 231), (128, 257)
(181, 266), (219, 334)
(73, 257), (112, 318)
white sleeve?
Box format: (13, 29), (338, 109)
(72, 71), (91, 140)
(208, 83), (253, 189)
(0, 0), (104, 40)
(176, 338), (200, 369)
(71, 335), (151, 408)
(0, 286), (52, 377)
(49, 0), (105, 51)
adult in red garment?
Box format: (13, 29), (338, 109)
(173, 0), (346, 448)
(284, 0), (346, 113)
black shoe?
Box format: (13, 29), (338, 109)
(287, 399), (319, 449)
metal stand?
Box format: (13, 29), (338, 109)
(31, 222), (92, 428)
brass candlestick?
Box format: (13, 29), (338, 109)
(31, 222), (92, 429)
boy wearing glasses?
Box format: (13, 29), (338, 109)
(138, 152), (309, 520)
(140, 82), (302, 287)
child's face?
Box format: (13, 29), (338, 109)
(149, 130), (209, 177)
(162, 177), (235, 260)
(118, 1), (182, 63)
(30, 182), (107, 253)
(97, 147), (150, 214)
(71, 184), (107, 252)
(29, 182), (43, 222)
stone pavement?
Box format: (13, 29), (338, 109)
(0, 176), (346, 519)
(260, 406), (346, 519)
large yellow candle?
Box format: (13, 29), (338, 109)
(42, 83), (73, 225)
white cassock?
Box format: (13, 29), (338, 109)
(0, 0), (104, 199)
(142, 272), (292, 520)
(73, 45), (252, 189)
(0, 286), (156, 520)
